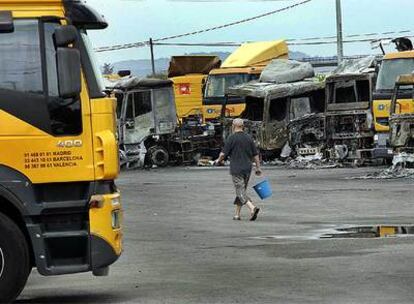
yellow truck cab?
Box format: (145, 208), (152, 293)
(203, 40), (288, 121)
(373, 51), (414, 158)
(0, 1), (122, 302)
(168, 56), (221, 122)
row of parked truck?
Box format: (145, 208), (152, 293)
(224, 39), (414, 165)
(105, 37), (414, 168)
(105, 40), (290, 168)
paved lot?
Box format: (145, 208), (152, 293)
(18, 166), (414, 304)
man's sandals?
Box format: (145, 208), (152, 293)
(250, 207), (260, 221)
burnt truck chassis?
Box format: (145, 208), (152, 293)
(325, 108), (375, 161)
(288, 113), (326, 156)
(324, 73), (376, 162)
(389, 113), (414, 153)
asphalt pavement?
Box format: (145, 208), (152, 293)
(18, 166), (414, 304)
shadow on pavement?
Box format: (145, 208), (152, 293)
(15, 293), (130, 304)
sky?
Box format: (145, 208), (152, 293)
(85, 0), (414, 65)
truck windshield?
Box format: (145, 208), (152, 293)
(376, 58), (414, 91)
(205, 73), (255, 97)
(0, 20), (42, 93)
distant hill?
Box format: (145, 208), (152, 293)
(110, 50), (310, 77)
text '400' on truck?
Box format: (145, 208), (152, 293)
(0, 1), (122, 302)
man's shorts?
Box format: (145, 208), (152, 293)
(232, 174), (251, 206)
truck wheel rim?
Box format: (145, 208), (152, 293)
(0, 248), (4, 278)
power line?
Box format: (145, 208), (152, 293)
(286, 30), (412, 42)
(153, 0), (312, 42)
(94, 0), (312, 53)
(94, 29), (414, 53)
(132, 32), (414, 48)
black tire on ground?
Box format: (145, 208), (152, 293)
(0, 212), (31, 303)
(149, 146), (169, 167)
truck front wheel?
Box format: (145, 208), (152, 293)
(0, 213), (31, 303)
(149, 146), (169, 167)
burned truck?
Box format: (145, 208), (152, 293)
(111, 77), (194, 168)
(325, 57), (377, 162)
(287, 88), (326, 157)
(389, 74), (414, 153)
(225, 78), (325, 159)
(223, 59), (325, 160)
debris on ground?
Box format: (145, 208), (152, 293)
(349, 153), (414, 179)
(265, 153), (341, 169)
(197, 156), (214, 167)
(286, 153), (342, 169)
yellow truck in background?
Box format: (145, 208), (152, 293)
(0, 1), (122, 302)
(169, 56), (221, 122)
(373, 49), (414, 158)
(203, 40), (289, 121)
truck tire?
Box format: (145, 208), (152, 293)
(149, 146), (169, 167)
(0, 213), (31, 303)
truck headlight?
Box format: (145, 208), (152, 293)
(374, 134), (379, 142)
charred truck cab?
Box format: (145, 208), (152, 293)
(389, 74), (414, 153)
(373, 50), (414, 158)
(113, 77), (196, 168)
(0, 2), (122, 302)
(225, 79), (325, 160)
(325, 58), (377, 162)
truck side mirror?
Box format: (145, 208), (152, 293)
(54, 25), (78, 47)
(0, 11), (14, 33)
(57, 48), (81, 99)
(54, 26), (82, 99)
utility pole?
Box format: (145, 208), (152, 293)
(336, 0), (344, 63)
(149, 38), (156, 76)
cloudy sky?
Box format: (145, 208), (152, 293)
(85, 0), (414, 65)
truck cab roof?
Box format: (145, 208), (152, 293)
(110, 76), (173, 91)
(221, 40), (288, 69)
(1, 0), (107, 29)
(383, 50), (414, 60)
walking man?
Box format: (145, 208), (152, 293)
(215, 118), (262, 221)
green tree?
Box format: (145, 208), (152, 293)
(102, 63), (114, 75)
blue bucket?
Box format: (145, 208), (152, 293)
(253, 179), (272, 200)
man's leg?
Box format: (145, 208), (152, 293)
(235, 204), (242, 218)
(242, 174), (255, 212)
(246, 201), (256, 213)
(243, 174), (260, 221)
(232, 175), (246, 219)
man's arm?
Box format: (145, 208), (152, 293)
(215, 137), (232, 165)
(253, 154), (262, 176)
(216, 152), (225, 165)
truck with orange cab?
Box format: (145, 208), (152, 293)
(203, 40), (289, 121)
(373, 47), (414, 158)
